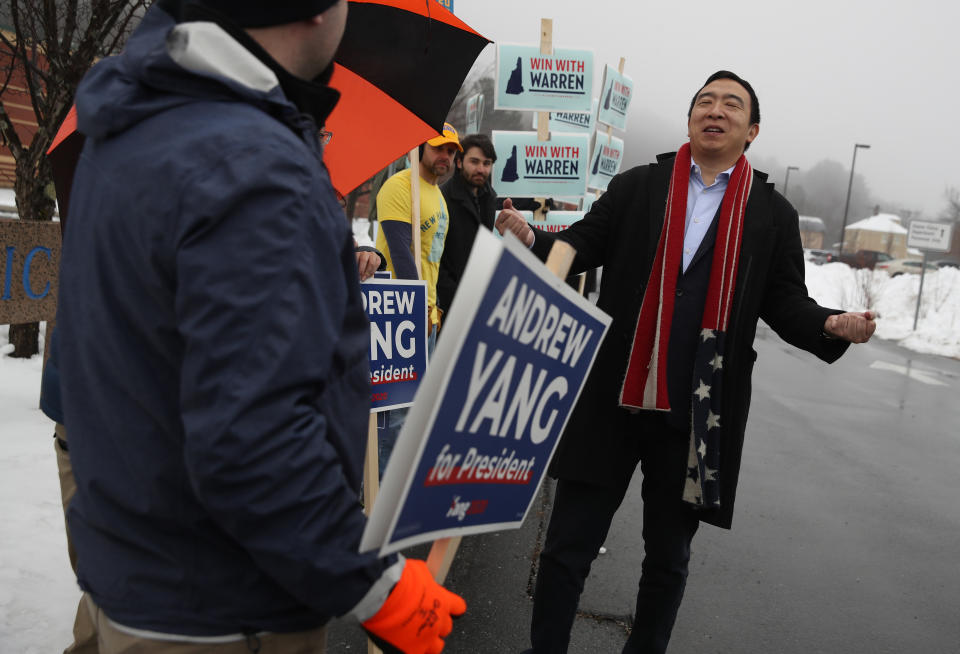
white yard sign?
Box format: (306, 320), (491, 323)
(907, 220), (953, 252)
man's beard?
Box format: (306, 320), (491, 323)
(463, 170), (488, 189)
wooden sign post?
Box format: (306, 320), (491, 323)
(364, 148), (425, 654)
(534, 18), (553, 225)
(423, 238), (575, 584)
(422, 17), (564, 586)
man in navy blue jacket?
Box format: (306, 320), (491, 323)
(56, 2), (464, 651)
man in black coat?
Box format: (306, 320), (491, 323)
(437, 133), (498, 321)
(497, 71), (875, 654)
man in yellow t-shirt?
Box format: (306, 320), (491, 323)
(374, 123), (461, 475)
(375, 123), (461, 327)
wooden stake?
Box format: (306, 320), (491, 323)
(426, 13), (575, 599)
(426, 535), (462, 583)
(545, 240), (576, 279)
(364, 413), (383, 654)
(425, 238), (575, 587)
(363, 414), (380, 517)
(534, 18), (553, 223)
(409, 148), (423, 279)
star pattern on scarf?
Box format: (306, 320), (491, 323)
(710, 353), (723, 371)
(706, 467), (718, 482)
(707, 410), (721, 430)
(698, 439), (707, 457)
(684, 475), (702, 504)
(700, 328), (716, 342)
(694, 380), (711, 401)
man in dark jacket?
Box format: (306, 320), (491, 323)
(56, 2), (464, 651)
(497, 71), (875, 654)
(437, 133), (497, 320)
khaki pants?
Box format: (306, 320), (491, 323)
(86, 595), (328, 654)
(55, 423), (100, 654)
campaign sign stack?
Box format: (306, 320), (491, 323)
(531, 99), (599, 135)
(588, 131), (625, 192)
(361, 231), (611, 555)
(361, 278), (429, 412)
(596, 64), (634, 131)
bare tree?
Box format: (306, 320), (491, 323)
(1, 0), (149, 357)
(941, 186), (960, 223)
(446, 73), (533, 136)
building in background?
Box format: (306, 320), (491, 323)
(0, 27), (41, 190)
(798, 215), (826, 249)
(842, 213), (909, 258)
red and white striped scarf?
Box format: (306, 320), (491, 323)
(619, 143), (753, 507)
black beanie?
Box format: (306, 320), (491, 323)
(190, 0), (340, 28)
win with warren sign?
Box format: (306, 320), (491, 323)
(361, 231), (610, 556)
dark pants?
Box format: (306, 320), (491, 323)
(529, 416), (700, 654)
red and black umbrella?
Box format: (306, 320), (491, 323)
(48, 1), (490, 201)
(327, 0), (490, 194)
(47, 105), (81, 227)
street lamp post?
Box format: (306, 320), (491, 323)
(839, 143), (871, 254)
(783, 166), (799, 200)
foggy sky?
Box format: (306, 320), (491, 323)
(453, 0), (958, 220)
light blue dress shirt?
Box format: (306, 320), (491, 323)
(683, 160), (735, 272)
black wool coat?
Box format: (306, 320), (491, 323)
(438, 172), (497, 315)
(531, 153), (850, 529)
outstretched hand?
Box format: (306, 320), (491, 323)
(495, 198), (535, 247)
(824, 311), (876, 343)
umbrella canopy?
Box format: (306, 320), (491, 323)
(327, 0), (490, 194)
(47, 105), (82, 227)
(48, 1), (490, 204)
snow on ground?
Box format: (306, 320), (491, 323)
(0, 325), (77, 653)
(1, 264), (958, 650)
(804, 262), (960, 358)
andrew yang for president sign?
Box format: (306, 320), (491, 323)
(361, 231), (610, 556)
(361, 278), (428, 412)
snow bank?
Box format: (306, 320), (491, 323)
(804, 262), (960, 359)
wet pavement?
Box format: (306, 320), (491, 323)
(329, 326), (960, 652)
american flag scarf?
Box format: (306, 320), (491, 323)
(619, 143), (753, 508)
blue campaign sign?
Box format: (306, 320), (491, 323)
(492, 131), (590, 198)
(587, 132), (625, 191)
(361, 231), (611, 555)
(596, 65), (634, 131)
(361, 278), (428, 413)
(495, 44), (594, 113)
(435, 0), (453, 11)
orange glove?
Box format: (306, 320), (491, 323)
(362, 559), (466, 654)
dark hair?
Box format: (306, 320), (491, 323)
(457, 134), (497, 163)
(688, 70), (760, 150)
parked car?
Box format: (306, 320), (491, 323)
(932, 259), (960, 269)
(825, 249), (893, 269)
(875, 258), (937, 276)
(803, 248), (834, 265)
